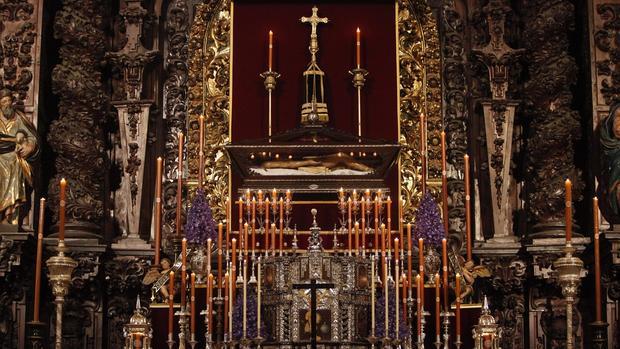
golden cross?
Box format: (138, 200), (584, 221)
(300, 6), (329, 38)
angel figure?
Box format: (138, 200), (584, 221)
(142, 258), (173, 300)
(457, 260), (491, 302)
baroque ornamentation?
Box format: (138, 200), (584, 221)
(595, 3), (620, 106)
(162, 0), (189, 240)
(48, 0), (108, 232)
(522, 0), (583, 234)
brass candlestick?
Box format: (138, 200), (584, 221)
(46, 240), (77, 349)
(553, 241), (584, 349)
(260, 70), (281, 140)
(349, 67), (369, 139)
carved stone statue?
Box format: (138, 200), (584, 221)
(600, 104), (620, 218)
(0, 89), (38, 226)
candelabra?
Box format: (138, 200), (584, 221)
(553, 240), (584, 349)
(46, 240), (77, 349)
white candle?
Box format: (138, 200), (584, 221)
(257, 257), (262, 337)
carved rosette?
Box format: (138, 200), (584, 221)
(48, 0), (108, 234)
(397, 0), (442, 223)
(162, 0), (189, 241)
(523, 0), (583, 235)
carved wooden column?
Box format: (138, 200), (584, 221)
(107, 0), (158, 252)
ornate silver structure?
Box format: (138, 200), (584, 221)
(124, 296), (152, 348)
(46, 241), (77, 349)
(553, 240), (584, 349)
(472, 297), (501, 349)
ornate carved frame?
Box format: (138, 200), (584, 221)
(186, 0), (442, 224)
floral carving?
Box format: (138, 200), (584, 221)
(596, 4), (620, 105)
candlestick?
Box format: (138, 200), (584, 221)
(455, 273), (461, 337)
(181, 238), (187, 308)
(242, 260), (248, 338)
(227, 197), (231, 250)
(381, 223), (386, 258)
(594, 197), (602, 322)
(207, 273), (214, 335)
(232, 238), (237, 303)
(402, 274), (407, 321)
(435, 274), (440, 340)
(224, 272), (229, 337)
(361, 198), (366, 251)
(565, 179), (572, 243)
(407, 223), (412, 294)
(257, 256), (262, 337)
(33, 198), (45, 322)
(229, 266), (233, 340)
(168, 271), (175, 335)
(464, 154), (472, 261)
(218, 223), (223, 288)
(356, 27), (361, 68)
(190, 273), (196, 334)
(355, 222), (360, 255)
(419, 238), (425, 308)
(395, 238), (399, 262)
(279, 197), (284, 254)
(155, 157), (163, 265)
(176, 132), (184, 237)
(442, 238), (448, 311)
(59, 178), (66, 241)
(441, 131), (449, 235)
(416, 275), (422, 339)
(371, 255), (375, 337)
(268, 31), (273, 71)
(251, 197), (256, 254)
(198, 115), (205, 188)
(384, 258), (389, 339)
(395, 257), (400, 340)
(348, 198), (352, 255)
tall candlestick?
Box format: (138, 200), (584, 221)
(356, 27), (361, 68)
(416, 275), (421, 337)
(207, 273), (214, 334)
(181, 238), (187, 308)
(348, 197), (352, 255)
(442, 238), (448, 311)
(355, 222), (360, 255)
(176, 132), (184, 236)
(565, 179), (572, 243)
(441, 131), (449, 234)
(155, 157), (163, 265)
(242, 260), (247, 338)
(395, 258), (400, 339)
(33, 197), (45, 322)
(257, 257), (262, 337)
(168, 271), (175, 335)
(594, 197), (602, 321)
(464, 154), (472, 261)
(224, 272), (229, 337)
(190, 273), (196, 334)
(371, 255), (375, 336)
(59, 178), (66, 241)
(421, 113), (426, 194)
(251, 197), (256, 254)
(218, 223), (223, 288)
(279, 197), (284, 254)
(232, 238), (237, 302)
(402, 275), (408, 322)
(361, 198), (366, 250)
(374, 197), (379, 253)
(419, 238), (424, 306)
(407, 223), (413, 294)
(264, 198), (270, 251)
(199, 115), (205, 188)
(435, 273), (440, 339)
(456, 273), (461, 337)
(268, 31), (273, 71)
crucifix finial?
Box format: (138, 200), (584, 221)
(301, 6), (329, 61)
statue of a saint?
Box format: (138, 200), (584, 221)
(601, 104), (620, 218)
(0, 89), (38, 225)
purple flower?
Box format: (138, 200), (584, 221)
(375, 285), (411, 339)
(184, 189), (217, 245)
(232, 289), (265, 339)
(413, 192), (446, 247)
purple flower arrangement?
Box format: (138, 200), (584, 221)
(413, 192), (446, 247)
(184, 188), (218, 245)
(232, 290), (266, 339)
(374, 285), (410, 339)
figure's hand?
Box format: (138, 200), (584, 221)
(16, 141), (35, 158)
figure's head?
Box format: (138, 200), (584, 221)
(0, 89), (14, 118)
(613, 107), (620, 139)
(464, 260), (474, 270)
(161, 258), (171, 270)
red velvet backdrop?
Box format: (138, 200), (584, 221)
(231, 1), (399, 232)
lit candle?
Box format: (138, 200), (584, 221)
(441, 131), (449, 234)
(244, 223), (249, 257)
(387, 196), (392, 250)
(594, 197), (602, 322)
(226, 197), (231, 250)
(190, 272), (196, 334)
(464, 154), (472, 261)
(374, 196), (379, 254)
(456, 273), (461, 338)
(419, 238), (424, 307)
(355, 222), (360, 255)
(218, 223), (223, 288)
(286, 189), (291, 201)
(155, 157), (163, 265)
(565, 179), (572, 243)
(168, 271), (175, 335)
(208, 273), (214, 335)
(394, 238), (399, 263)
(232, 238), (237, 302)
(407, 223), (413, 295)
(176, 132), (184, 236)
(381, 223), (386, 258)
(356, 28), (361, 68)
(251, 197), (256, 254)
(257, 256), (262, 337)
(181, 238), (187, 308)
(421, 113), (426, 194)
(361, 198), (366, 250)
(264, 198), (270, 251)
(268, 30), (273, 71)
(435, 273), (440, 341)
(199, 115), (205, 188)
(271, 223), (276, 254)
(238, 197), (243, 247)
(348, 197), (352, 255)
(33, 197), (45, 322)
(257, 189), (263, 201)
(224, 272), (229, 337)
(442, 238), (448, 311)
(279, 197), (284, 254)
(59, 178), (66, 241)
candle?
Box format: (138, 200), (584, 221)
(416, 275), (421, 338)
(229, 265), (233, 337)
(374, 197), (379, 254)
(381, 223), (386, 260)
(232, 238), (237, 302)
(371, 255), (375, 336)
(594, 197), (602, 321)
(394, 238), (399, 262)
(395, 256), (400, 339)
(257, 256), (262, 337)
(421, 113), (426, 194)
(251, 197), (256, 254)
(361, 198), (366, 250)
(268, 30), (273, 71)
(286, 189), (291, 201)
(199, 115), (205, 187)
(258, 189), (263, 201)
(271, 223), (276, 254)
(155, 157), (163, 265)
(399, 200), (404, 260)
(207, 238), (212, 276)
(355, 222), (360, 255)
(208, 273), (214, 334)
(435, 273), (440, 340)
(224, 272), (229, 336)
(387, 196), (392, 248)
(279, 198), (284, 254)
(59, 178), (66, 241)
(181, 238), (187, 308)
(176, 132), (184, 236)
(565, 179), (572, 243)
(33, 197), (45, 322)
(218, 223), (223, 288)
(407, 223), (413, 295)
(464, 154), (472, 261)
(442, 238), (448, 311)
(456, 273), (461, 337)
(384, 257), (389, 338)
(168, 271), (175, 335)
(242, 259), (248, 338)
(226, 197), (231, 250)
(348, 197), (352, 255)
(441, 131), (449, 234)
(419, 238), (424, 307)
(265, 218), (270, 254)
(244, 223), (249, 257)
(264, 198), (270, 251)
(190, 273), (196, 334)
(238, 197), (243, 247)
(356, 27), (361, 68)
